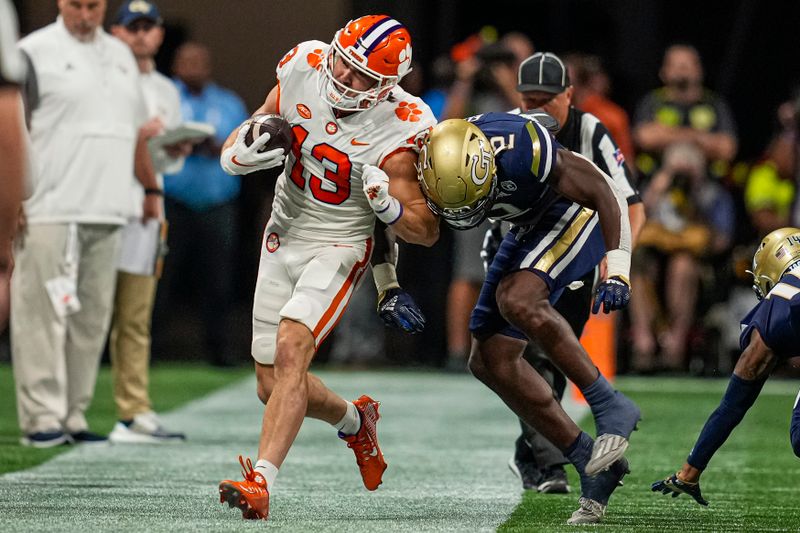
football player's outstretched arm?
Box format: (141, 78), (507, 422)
(549, 148), (632, 313)
(363, 150), (439, 247)
(652, 329), (776, 506)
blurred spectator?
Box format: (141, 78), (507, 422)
(745, 162), (795, 236)
(744, 91), (799, 232)
(12, 0), (160, 447)
(442, 39), (517, 120)
(565, 52), (635, 165)
(419, 54), (454, 120)
(0, 0), (27, 335)
(630, 142), (735, 372)
(108, 0), (190, 443)
(633, 45), (738, 179)
(500, 32), (534, 67)
(154, 42), (248, 366)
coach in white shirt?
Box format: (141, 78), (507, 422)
(12, 0), (161, 448)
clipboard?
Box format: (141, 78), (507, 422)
(150, 121), (216, 148)
(118, 219), (169, 277)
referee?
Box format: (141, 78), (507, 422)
(507, 52), (645, 493)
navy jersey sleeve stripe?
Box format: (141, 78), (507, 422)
(525, 120), (557, 182)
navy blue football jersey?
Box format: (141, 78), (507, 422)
(739, 269), (800, 358)
(468, 112), (567, 226)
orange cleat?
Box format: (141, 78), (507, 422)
(219, 456), (269, 520)
(339, 395), (388, 490)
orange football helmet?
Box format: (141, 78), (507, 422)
(319, 15), (413, 111)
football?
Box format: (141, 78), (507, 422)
(244, 113), (293, 154)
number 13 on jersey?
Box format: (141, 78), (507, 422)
(289, 124), (352, 205)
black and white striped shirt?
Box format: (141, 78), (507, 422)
(0, 0), (25, 87)
(555, 106), (640, 205)
(512, 106), (641, 206)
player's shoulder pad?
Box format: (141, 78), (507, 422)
(387, 87), (435, 126)
(276, 40), (328, 76)
(518, 114), (558, 180)
(383, 88), (436, 150)
(519, 108), (560, 133)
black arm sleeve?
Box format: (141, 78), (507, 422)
(371, 220), (398, 267)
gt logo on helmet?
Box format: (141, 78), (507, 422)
(470, 139), (492, 186)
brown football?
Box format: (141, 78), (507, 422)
(244, 113), (293, 154)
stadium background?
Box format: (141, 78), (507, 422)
(5, 0), (799, 369)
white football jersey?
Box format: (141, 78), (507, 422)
(271, 40), (436, 242)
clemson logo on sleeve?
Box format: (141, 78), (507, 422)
(395, 101), (423, 122)
(306, 49), (324, 69)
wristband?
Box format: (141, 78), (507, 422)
(373, 262), (401, 294)
(375, 198), (403, 225)
(144, 188), (163, 196)
(606, 248), (631, 280)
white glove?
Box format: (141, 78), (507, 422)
(220, 123), (286, 175)
(363, 164), (403, 225)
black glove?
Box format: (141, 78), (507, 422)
(592, 275), (631, 314)
(377, 287), (425, 333)
(480, 221), (503, 274)
(651, 473), (709, 506)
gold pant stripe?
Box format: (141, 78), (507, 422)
(532, 207), (595, 274)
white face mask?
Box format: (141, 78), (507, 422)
(318, 40), (397, 112)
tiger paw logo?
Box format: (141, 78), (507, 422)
(306, 49), (323, 69)
(395, 101), (423, 122)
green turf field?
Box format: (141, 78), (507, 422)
(0, 369), (798, 531)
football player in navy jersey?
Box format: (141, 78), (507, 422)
(652, 227), (800, 506)
(418, 113), (640, 524)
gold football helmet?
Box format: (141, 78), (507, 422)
(417, 119), (498, 230)
(747, 226), (800, 299)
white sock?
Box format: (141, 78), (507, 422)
(254, 459), (279, 490)
(333, 401), (361, 436)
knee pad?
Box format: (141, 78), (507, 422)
(252, 317), (277, 365)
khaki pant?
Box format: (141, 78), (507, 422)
(11, 223), (121, 434)
(109, 271), (157, 420)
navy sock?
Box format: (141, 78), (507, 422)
(687, 374), (766, 470)
(564, 431), (593, 475)
(582, 371), (615, 410)
(791, 390), (800, 457)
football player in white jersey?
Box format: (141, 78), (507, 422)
(217, 15), (438, 520)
